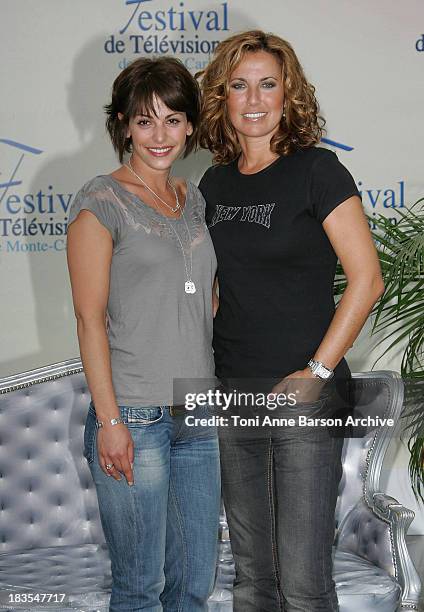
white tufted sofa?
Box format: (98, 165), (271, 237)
(0, 361), (421, 611)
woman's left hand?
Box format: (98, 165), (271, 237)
(270, 368), (324, 404)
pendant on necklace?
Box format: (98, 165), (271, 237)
(185, 281), (196, 294)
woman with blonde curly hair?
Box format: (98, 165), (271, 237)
(197, 30), (384, 611)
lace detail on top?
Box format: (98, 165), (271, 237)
(103, 176), (206, 252)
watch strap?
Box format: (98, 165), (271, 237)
(307, 359), (334, 380)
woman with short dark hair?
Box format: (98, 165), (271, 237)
(197, 30), (384, 611)
(67, 57), (220, 611)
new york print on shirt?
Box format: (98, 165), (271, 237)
(209, 203), (276, 229)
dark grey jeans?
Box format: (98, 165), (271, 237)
(218, 399), (344, 612)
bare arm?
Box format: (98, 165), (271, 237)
(213, 276), (219, 318)
(313, 195), (384, 368)
(274, 196), (384, 394)
(67, 211), (134, 484)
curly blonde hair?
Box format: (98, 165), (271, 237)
(196, 30), (325, 165)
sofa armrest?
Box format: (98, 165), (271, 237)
(372, 493), (421, 610)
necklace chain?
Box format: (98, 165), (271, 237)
(159, 201), (196, 294)
(124, 158), (195, 293)
(164, 213), (193, 287)
(126, 158), (180, 213)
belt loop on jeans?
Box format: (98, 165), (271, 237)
(169, 405), (187, 417)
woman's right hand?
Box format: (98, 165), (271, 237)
(97, 424), (135, 485)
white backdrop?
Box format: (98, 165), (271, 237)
(1, 1), (423, 530)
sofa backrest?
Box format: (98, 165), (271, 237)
(335, 371), (403, 530)
(0, 360), (104, 554)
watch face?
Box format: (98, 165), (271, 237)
(308, 360), (333, 380)
(316, 365), (325, 378)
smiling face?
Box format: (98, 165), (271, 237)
(121, 95), (193, 173)
(227, 50), (285, 146)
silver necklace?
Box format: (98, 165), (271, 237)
(126, 158), (180, 213)
(163, 210), (196, 294)
(125, 159), (196, 294)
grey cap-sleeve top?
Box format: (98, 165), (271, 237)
(68, 175), (217, 406)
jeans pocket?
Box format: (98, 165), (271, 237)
(83, 404), (97, 465)
(123, 406), (164, 427)
(182, 404), (218, 440)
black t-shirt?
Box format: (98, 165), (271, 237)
(198, 147), (360, 382)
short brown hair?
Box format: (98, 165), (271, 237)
(196, 30), (325, 165)
(105, 57), (201, 163)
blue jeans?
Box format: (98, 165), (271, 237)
(84, 403), (221, 612)
(218, 398), (344, 612)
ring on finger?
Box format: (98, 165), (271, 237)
(105, 463), (114, 470)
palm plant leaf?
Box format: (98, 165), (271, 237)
(372, 201), (424, 501)
(371, 200), (424, 378)
(333, 199), (424, 500)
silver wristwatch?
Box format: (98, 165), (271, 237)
(96, 416), (124, 429)
(307, 359), (334, 380)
